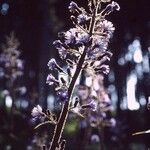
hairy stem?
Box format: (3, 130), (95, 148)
(49, 3), (99, 150)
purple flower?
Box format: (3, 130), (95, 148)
(47, 58), (57, 70)
(53, 40), (62, 48)
(110, 118), (116, 127)
(56, 28), (90, 49)
(91, 134), (100, 143)
(87, 38), (108, 59)
(89, 116), (98, 126)
(46, 74), (58, 85)
(59, 47), (67, 59)
(64, 28), (77, 45)
(111, 1), (120, 11)
(95, 65), (110, 74)
(100, 20), (115, 35)
(68, 1), (78, 13)
(88, 100), (97, 111)
(104, 1), (120, 14)
(31, 105), (42, 118)
(100, 65), (110, 74)
(93, 36), (108, 51)
(77, 14), (88, 25)
(57, 88), (68, 102)
(76, 32), (90, 45)
(16, 59), (23, 70)
(53, 40), (67, 59)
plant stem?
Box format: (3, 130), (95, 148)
(49, 3), (99, 150)
(49, 50), (86, 150)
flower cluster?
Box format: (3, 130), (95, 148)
(0, 32), (23, 80)
(0, 32), (26, 111)
(46, 0), (119, 104)
(76, 74), (115, 128)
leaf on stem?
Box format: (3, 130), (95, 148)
(70, 109), (85, 118)
(34, 121), (56, 130)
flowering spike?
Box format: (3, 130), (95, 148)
(44, 0), (120, 149)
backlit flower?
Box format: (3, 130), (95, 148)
(57, 88), (68, 102)
(111, 1), (120, 11)
(93, 36), (108, 51)
(95, 65), (110, 74)
(88, 100), (97, 111)
(104, 1), (120, 15)
(46, 74), (58, 85)
(76, 32), (90, 46)
(64, 28), (77, 45)
(47, 58), (57, 70)
(77, 14), (88, 25)
(31, 105), (42, 118)
(68, 1), (78, 13)
(100, 20), (115, 35)
(91, 134), (100, 143)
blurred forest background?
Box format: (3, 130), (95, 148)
(0, 0), (150, 150)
